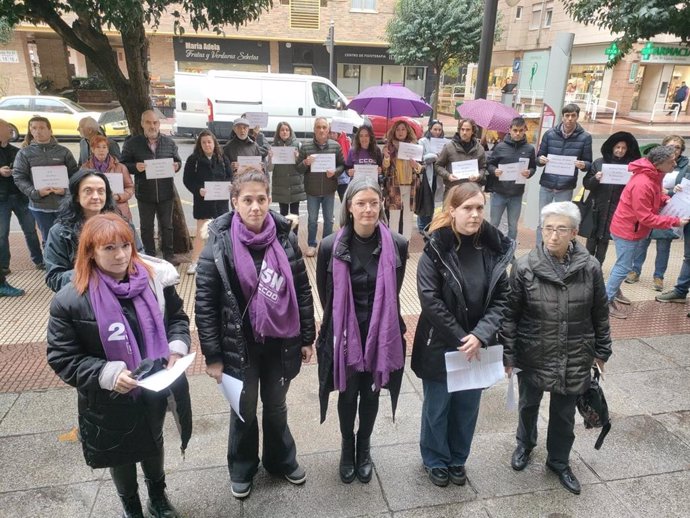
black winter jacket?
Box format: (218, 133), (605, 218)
(537, 123), (593, 191)
(501, 242), (612, 395)
(120, 134), (182, 203)
(487, 135), (537, 197)
(270, 136), (306, 204)
(315, 225), (408, 422)
(222, 135), (263, 165)
(47, 279), (191, 468)
(195, 211), (315, 381)
(0, 143), (21, 199)
(182, 152), (233, 219)
(411, 222), (514, 382)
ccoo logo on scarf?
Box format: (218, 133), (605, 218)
(258, 260), (286, 302)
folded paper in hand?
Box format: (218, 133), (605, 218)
(445, 345), (505, 393)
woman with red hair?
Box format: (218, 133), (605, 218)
(84, 134), (134, 221)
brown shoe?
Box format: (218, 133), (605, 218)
(615, 289), (631, 305)
(653, 277), (664, 292)
(608, 300), (628, 319)
(305, 246), (317, 258)
(625, 271), (640, 284)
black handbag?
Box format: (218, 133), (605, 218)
(575, 192), (595, 239)
(576, 368), (611, 450)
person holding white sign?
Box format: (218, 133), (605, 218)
(434, 118), (487, 195)
(412, 183), (514, 488)
(223, 118), (265, 175)
(344, 125), (382, 198)
(47, 213), (192, 518)
(269, 122), (304, 220)
(382, 120), (423, 239)
(183, 130), (233, 275)
(415, 120), (445, 232)
(487, 117), (537, 241)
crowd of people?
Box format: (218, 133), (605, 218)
(0, 102), (688, 516)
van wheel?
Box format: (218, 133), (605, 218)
(8, 124), (20, 142)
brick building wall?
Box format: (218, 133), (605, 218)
(0, 32), (36, 97)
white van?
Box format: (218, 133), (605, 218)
(173, 72), (207, 137)
(204, 70), (363, 139)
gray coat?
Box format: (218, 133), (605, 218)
(12, 139), (79, 211)
(501, 242), (612, 395)
(434, 135), (487, 191)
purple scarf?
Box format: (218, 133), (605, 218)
(89, 264), (170, 373)
(331, 224), (403, 392)
(92, 156), (110, 173)
(231, 213), (300, 343)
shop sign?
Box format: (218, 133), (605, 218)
(173, 37), (269, 65)
(0, 50), (18, 63)
(334, 46), (397, 65)
(639, 42), (690, 64)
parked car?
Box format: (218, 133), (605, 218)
(0, 95), (128, 141)
(367, 115), (423, 140)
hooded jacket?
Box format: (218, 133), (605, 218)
(434, 134), (487, 191)
(501, 241), (612, 395)
(608, 157), (681, 240)
(582, 132), (641, 241)
(411, 222), (514, 382)
(120, 134), (182, 203)
(12, 138), (79, 211)
(487, 134), (537, 197)
(537, 122), (593, 191)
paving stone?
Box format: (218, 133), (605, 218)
(0, 481), (98, 518)
(654, 410), (690, 448)
(392, 500), (490, 517)
(0, 432), (103, 492)
(607, 471), (690, 518)
(371, 388), (422, 448)
(242, 450), (389, 518)
(187, 375), (231, 417)
(642, 335), (690, 367)
(605, 369), (690, 414)
(0, 388), (76, 436)
(606, 338), (678, 372)
(475, 380), (521, 434)
(160, 413), (229, 474)
(0, 393), (18, 423)
(573, 415), (690, 481)
(589, 374), (646, 418)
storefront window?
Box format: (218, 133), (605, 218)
(294, 66), (313, 75)
(344, 65), (360, 78)
(567, 64), (605, 98)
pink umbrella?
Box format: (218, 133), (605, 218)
(457, 99), (520, 133)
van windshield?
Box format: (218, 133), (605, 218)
(312, 82), (342, 109)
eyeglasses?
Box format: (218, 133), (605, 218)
(352, 201), (380, 210)
(542, 226), (574, 236)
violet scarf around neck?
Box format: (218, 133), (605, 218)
(89, 263), (170, 373)
(92, 156), (110, 173)
(331, 224), (403, 392)
(231, 213), (300, 343)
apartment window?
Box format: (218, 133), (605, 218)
(290, 0), (320, 30)
(543, 8), (553, 27)
(530, 2), (553, 30)
(529, 4), (541, 30)
(351, 0), (376, 10)
(515, 6), (523, 20)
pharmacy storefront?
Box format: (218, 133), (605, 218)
(633, 43), (690, 112)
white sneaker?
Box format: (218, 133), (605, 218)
(187, 262), (197, 275)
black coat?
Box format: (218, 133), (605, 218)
(195, 211), (315, 381)
(270, 136), (306, 204)
(501, 242), (612, 395)
(315, 225), (408, 422)
(182, 152), (233, 220)
(411, 222), (514, 382)
(120, 134), (182, 203)
(47, 280), (191, 468)
(486, 135), (537, 197)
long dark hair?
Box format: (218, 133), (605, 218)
(193, 129), (223, 160)
(353, 125), (379, 156)
(56, 169), (117, 231)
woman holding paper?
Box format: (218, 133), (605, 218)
(47, 213), (191, 518)
(382, 120), (422, 239)
(502, 201), (611, 495)
(344, 125), (383, 194)
(269, 122), (305, 218)
(195, 170), (315, 499)
(316, 177), (408, 485)
(415, 120), (445, 233)
(83, 134), (134, 222)
(183, 130), (233, 275)
(412, 182), (513, 488)
(434, 118), (487, 195)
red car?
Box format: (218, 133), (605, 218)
(367, 115), (424, 140)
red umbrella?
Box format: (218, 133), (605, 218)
(457, 99), (520, 133)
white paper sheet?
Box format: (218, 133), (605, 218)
(32, 165), (69, 190)
(220, 373), (245, 422)
(600, 163), (631, 185)
(428, 138), (449, 154)
(498, 158), (530, 184)
(204, 181), (231, 201)
(244, 112), (269, 128)
(144, 158), (175, 179)
(505, 367), (522, 412)
(104, 173), (125, 194)
(451, 159), (479, 180)
(237, 155), (262, 167)
(445, 345), (505, 393)
(271, 146), (297, 165)
(663, 171), (678, 190)
(137, 352), (196, 392)
(660, 178), (690, 218)
(544, 154), (578, 176)
(397, 142), (423, 161)
(311, 153), (336, 173)
(330, 118), (353, 134)
(353, 164), (379, 183)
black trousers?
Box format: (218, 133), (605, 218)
(278, 202), (300, 216)
(110, 451), (165, 498)
(228, 341), (298, 483)
(138, 198), (174, 257)
(337, 371), (380, 439)
(516, 375), (578, 471)
(586, 236), (609, 265)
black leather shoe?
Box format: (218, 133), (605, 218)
(546, 463), (581, 495)
(511, 446), (532, 471)
(119, 493), (144, 518)
(145, 478), (180, 517)
(339, 435), (356, 484)
(425, 467), (449, 487)
(448, 465), (466, 485)
(355, 434), (373, 483)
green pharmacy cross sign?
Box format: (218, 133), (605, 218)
(605, 43), (621, 63)
(640, 42), (654, 61)
(640, 42), (690, 61)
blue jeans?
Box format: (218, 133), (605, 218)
(631, 237), (672, 279)
(28, 208), (58, 244)
(606, 235), (646, 302)
(0, 195), (43, 268)
(306, 194), (334, 247)
(420, 379), (482, 468)
(490, 192), (523, 241)
(417, 215), (432, 233)
(536, 187), (573, 246)
(672, 223), (690, 296)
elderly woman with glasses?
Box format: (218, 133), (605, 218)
(502, 201), (612, 496)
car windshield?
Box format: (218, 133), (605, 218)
(60, 98), (90, 112)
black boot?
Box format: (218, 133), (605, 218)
(339, 435), (356, 483)
(119, 493), (144, 518)
(355, 433), (373, 483)
(145, 478), (179, 518)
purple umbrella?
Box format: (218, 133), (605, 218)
(347, 84), (432, 119)
(457, 99), (520, 133)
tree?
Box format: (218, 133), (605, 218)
(0, 1), (273, 132)
(563, 0), (690, 64)
(386, 0), (483, 115)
